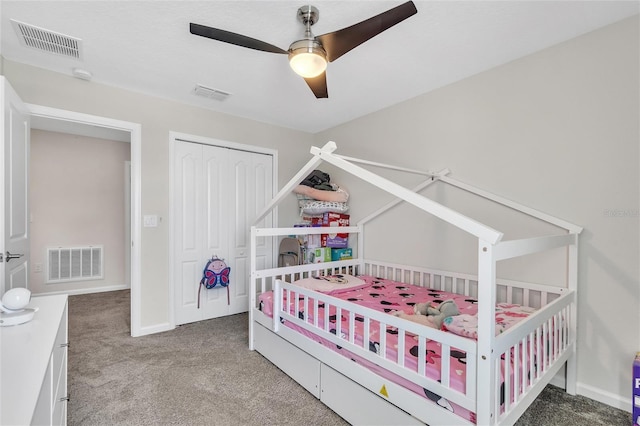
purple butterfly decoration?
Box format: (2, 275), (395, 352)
(204, 267), (230, 289)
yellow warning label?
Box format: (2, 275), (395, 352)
(379, 384), (389, 398)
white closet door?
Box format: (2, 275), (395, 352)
(249, 152), (274, 297)
(173, 141), (205, 325)
(197, 144), (231, 318)
(174, 140), (273, 325)
(226, 149), (273, 315)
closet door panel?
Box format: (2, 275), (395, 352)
(226, 150), (273, 315)
(173, 142), (204, 325)
(228, 151), (249, 314)
(200, 145), (231, 316)
(180, 154), (199, 252)
(180, 261), (199, 305)
(204, 155), (224, 252)
(252, 153), (274, 281)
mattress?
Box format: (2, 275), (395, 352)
(258, 274), (538, 423)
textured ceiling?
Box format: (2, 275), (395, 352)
(1, 1), (638, 133)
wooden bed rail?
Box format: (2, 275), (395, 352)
(361, 260), (567, 309)
(253, 225), (361, 237)
(493, 301), (574, 424)
(253, 258), (569, 312)
(252, 259), (362, 294)
(274, 279), (479, 412)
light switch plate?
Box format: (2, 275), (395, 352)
(143, 215), (159, 227)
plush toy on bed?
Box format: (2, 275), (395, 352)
(393, 300), (460, 330)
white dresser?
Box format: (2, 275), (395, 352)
(1, 294), (69, 425)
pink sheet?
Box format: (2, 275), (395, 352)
(258, 275), (538, 423)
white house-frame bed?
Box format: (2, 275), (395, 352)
(249, 141), (582, 425)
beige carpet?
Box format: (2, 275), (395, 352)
(67, 290), (632, 425)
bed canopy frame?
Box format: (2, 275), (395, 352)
(250, 141), (582, 425)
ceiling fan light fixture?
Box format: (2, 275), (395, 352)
(190, 1), (418, 98)
(288, 39), (327, 78)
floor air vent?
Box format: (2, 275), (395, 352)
(11, 19), (82, 59)
(47, 246), (103, 283)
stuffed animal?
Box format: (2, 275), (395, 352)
(393, 299), (459, 329)
(413, 301), (441, 316)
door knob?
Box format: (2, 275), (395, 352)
(5, 252), (24, 262)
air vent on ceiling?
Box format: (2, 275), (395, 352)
(193, 84), (231, 101)
(11, 19), (82, 59)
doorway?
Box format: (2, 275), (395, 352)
(26, 104), (143, 337)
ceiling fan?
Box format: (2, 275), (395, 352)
(190, 1), (418, 99)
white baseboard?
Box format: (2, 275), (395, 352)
(382, 354), (625, 412)
(136, 321), (173, 336)
(526, 367), (630, 414)
(577, 382), (632, 413)
(34, 284), (131, 296)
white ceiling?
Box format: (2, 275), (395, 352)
(1, 1), (638, 133)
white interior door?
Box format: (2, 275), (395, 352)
(174, 141), (205, 325)
(1, 78), (30, 294)
(197, 144), (230, 318)
(173, 139), (273, 325)
(226, 149), (273, 316)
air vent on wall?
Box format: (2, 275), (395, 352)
(193, 84), (231, 101)
(11, 19), (82, 59)
(47, 246), (103, 283)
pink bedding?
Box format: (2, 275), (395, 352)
(258, 275), (538, 423)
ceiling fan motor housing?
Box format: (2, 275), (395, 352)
(288, 39), (325, 57)
(297, 5), (319, 26)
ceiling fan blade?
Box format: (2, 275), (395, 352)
(304, 72), (328, 99)
(317, 1), (417, 62)
(190, 23), (288, 54)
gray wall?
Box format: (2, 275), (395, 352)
(315, 16), (639, 410)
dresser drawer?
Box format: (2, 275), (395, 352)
(52, 302), (68, 426)
(53, 351), (68, 423)
(52, 379), (67, 426)
(52, 304), (68, 398)
(31, 361), (52, 425)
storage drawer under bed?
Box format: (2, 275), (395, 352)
(254, 322), (321, 398)
(254, 322), (423, 425)
(320, 364), (423, 426)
